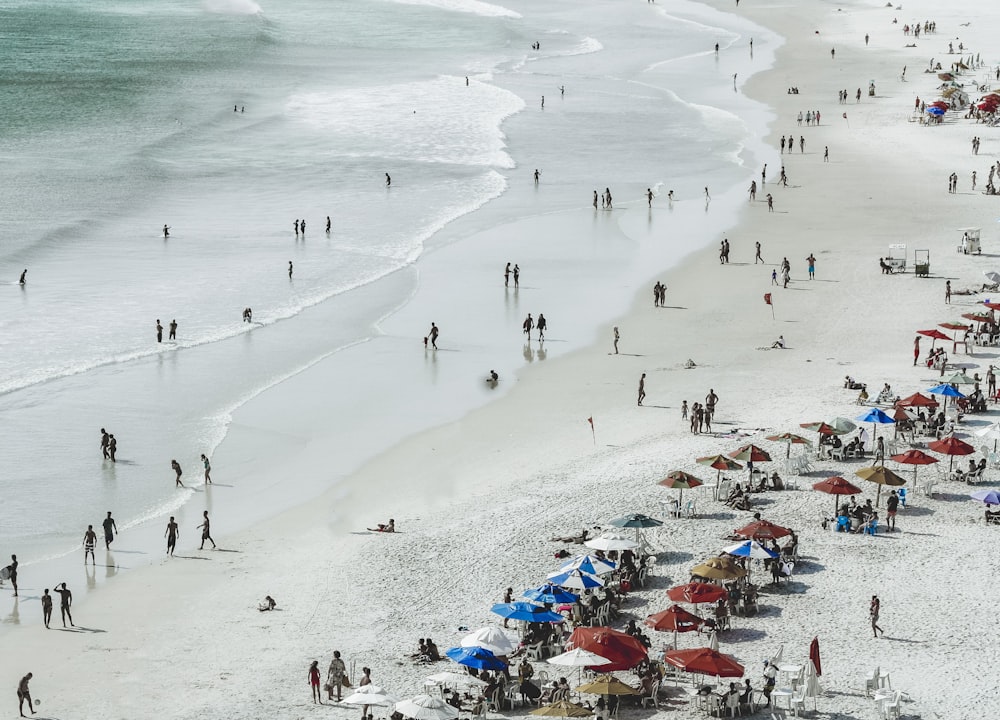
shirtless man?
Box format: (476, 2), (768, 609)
(156, 319), (163, 343)
(647, 188), (653, 207)
(368, 519), (395, 533)
(41, 590), (52, 629)
(613, 327), (620, 354)
(53, 583), (73, 627)
(171, 459), (184, 487)
(100, 428), (110, 459)
(504, 262), (511, 287)
(427, 323), (439, 349)
(522, 313), (534, 340)
(638, 373), (646, 406)
(102, 511), (117, 549)
(168, 319), (177, 340)
(198, 511), (216, 549)
(165, 516), (179, 556)
(17, 673), (35, 717)
(83, 525), (97, 565)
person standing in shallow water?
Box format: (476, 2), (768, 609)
(288, 261), (293, 279)
(613, 326), (620, 354)
(385, 173), (391, 187)
(18, 269), (26, 285)
(201, 454), (212, 484)
(513, 264), (520, 289)
(156, 319), (163, 343)
(537, 314), (546, 340)
(171, 459), (184, 487)
(169, 319), (177, 341)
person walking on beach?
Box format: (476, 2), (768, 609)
(156, 319), (163, 343)
(294, 219), (299, 236)
(537, 314), (547, 341)
(771, 269), (778, 286)
(647, 188), (653, 207)
(605, 188), (613, 209)
(761, 164), (767, 185)
(54, 583), (73, 627)
(704, 186), (710, 200)
(780, 136), (786, 154)
(165, 517), (179, 556)
(523, 313), (534, 340)
(326, 216), (331, 233)
(653, 282), (661, 307)
(534, 169), (540, 184)
(504, 262), (511, 287)
(385, 173), (391, 187)
(913, 336), (921, 366)
(198, 510), (216, 550)
(988, 366), (997, 397)
(681, 400), (688, 420)
(427, 322), (439, 349)
(613, 327), (620, 354)
(201, 454), (212, 484)
(18, 269), (26, 285)
(309, 661), (323, 704)
(169, 319), (177, 341)
(824, 146), (829, 162)
(5, 556), (17, 597)
(806, 254), (816, 279)
(101, 428), (110, 459)
(108, 434), (117, 462)
(102, 511), (117, 549)
(748, 180), (756, 201)
(513, 264), (520, 289)
(886, 490), (899, 531)
(766, 194), (774, 212)
(870, 595), (884, 637)
(637, 373), (646, 406)
(755, 242), (763, 264)
(288, 261), (293, 279)
(327, 651), (347, 701)
(171, 459), (184, 488)
(163, 224), (170, 238)
(972, 170), (977, 190)
(945, 280), (952, 304)
(799, 136), (804, 153)
(83, 525), (96, 565)
(17, 673), (35, 717)
(41, 590), (52, 629)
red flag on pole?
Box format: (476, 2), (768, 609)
(764, 293), (772, 305)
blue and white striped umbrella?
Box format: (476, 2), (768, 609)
(545, 568), (604, 590)
(559, 554), (617, 576)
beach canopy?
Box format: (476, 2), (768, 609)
(696, 454), (744, 482)
(395, 695), (460, 720)
(490, 602), (565, 623)
(584, 533), (639, 552)
(855, 465), (906, 506)
(663, 647), (745, 678)
(524, 583), (580, 605)
(460, 627), (516, 657)
(567, 628), (649, 672)
(691, 556), (747, 581)
(575, 674), (639, 696)
(896, 392), (938, 408)
(531, 701), (593, 718)
(813, 476), (862, 515)
(445, 646), (506, 671)
(721, 539), (779, 560)
(734, 519), (792, 541)
(976, 421), (1000, 452)
(829, 417), (858, 434)
(970, 488), (1000, 504)
(559, 555), (617, 576)
(765, 433), (812, 458)
(666, 581), (728, 605)
(729, 444), (772, 462)
(546, 648), (612, 668)
(942, 371), (976, 385)
(645, 604), (705, 633)
(546, 568), (604, 590)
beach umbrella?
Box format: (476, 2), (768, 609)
(943, 371), (976, 386)
(809, 636), (822, 676)
(395, 695), (460, 720)
(829, 417), (857, 435)
(812, 476), (862, 516)
(666, 581), (728, 605)
(445, 646), (506, 671)
(729, 444), (772, 462)
(897, 392), (938, 408)
(663, 647), (745, 678)
(855, 465), (906, 506)
(531, 701), (593, 718)
(939, 321), (970, 337)
(721, 539), (779, 560)
(926, 106), (945, 116)
(985, 302), (1000, 311)
(608, 513), (662, 546)
(976, 421), (1000, 452)
(927, 383), (966, 414)
(547, 568), (605, 590)
(575, 674), (640, 696)
(929, 435), (976, 471)
(583, 533), (639, 552)
(765, 432), (812, 458)
(344, 686), (400, 707)
(691, 556), (747, 581)
(490, 602), (565, 624)
(734, 519), (791, 541)
(970, 488), (1000, 504)
(696, 454), (743, 483)
(659, 470), (704, 506)
(567, 628), (648, 672)
(917, 329), (950, 348)
(524, 584), (580, 605)
(645, 604), (705, 645)
(962, 311), (992, 324)
(460, 627), (516, 657)
(804, 660), (823, 710)
(559, 555), (616, 576)
(984, 271), (1000, 286)
(890, 449), (939, 490)
(547, 648), (612, 669)
(856, 408), (896, 447)
(425, 672), (487, 689)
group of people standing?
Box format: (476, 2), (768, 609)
(522, 313), (547, 341)
(503, 263), (520, 288)
(100, 428), (118, 462)
(155, 319), (177, 343)
(652, 281), (667, 307)
(592, 188), (613, 209)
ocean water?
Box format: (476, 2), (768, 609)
(0, 0), (777, 570)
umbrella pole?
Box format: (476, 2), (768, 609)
(876, 483), (882, 508)
(786, 442), (791, 459)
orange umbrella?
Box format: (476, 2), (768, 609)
(696, 454), (743, 483)
(890, 449), (939, 489)
(658, 471), (704, 506)
(896, 392), (938, 408)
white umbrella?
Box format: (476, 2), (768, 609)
(770, 644), (784, 665)
(546, 648), (612, 668)
(583, 533), (639, 552)
(803, 660), (823, 710)
(425, 672), (487, 688)
(707, 631), (719, 651)
(344, 685), (400, 706)
(984, 270), (1000, 285)
(396, 694), (460, 720)
(545, 568), (605, 590)
(976, 422), (1000, 452)
(461, 627), (516, 657)
(721, 539), (779, 560)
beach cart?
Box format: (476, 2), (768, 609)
(958, 227), (982, 255)
(885, 244), (907, 273)
(915, 249), (931, 277)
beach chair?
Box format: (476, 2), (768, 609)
(898, 488), (907, 507)
(831, 447), (846, 461)
(863, 519), (879, 536)
(685, 499), (697, 517)
(883, 690), (901, 719)
(863, 667), (879, 697)
(723, 692), (741, 717)
(641, 680), (660, 709)
(789, 687), (806, 717)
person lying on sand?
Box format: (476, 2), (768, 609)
(368, 519), (395, 533)
(258, 595), (276, 612)
(549, 529), (589, 544)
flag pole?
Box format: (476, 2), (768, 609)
(587, 416), (596, 445)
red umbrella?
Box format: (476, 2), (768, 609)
(984, 302), (1000, 311)
(664, 647), (745, 678)
(566, 627), (648, 671)
(734, 519), (791, 541)
(896, 392), (938, 408)
(928, 436), (975, 471)
(917, 329), (950, 349)
(646, 605), (705, 648)
(729, 444), (772, 462)
(666, 582), (728, 605)
(800, 421), (842, 436)
(812, 476), (862, 515)
(809, 637), (822, 677)
(891, 406), (914, 422)
(696, 454), (743, 483)
(891, 449), (939, 489)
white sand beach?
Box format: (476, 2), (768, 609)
(4, 0), (1000, 718)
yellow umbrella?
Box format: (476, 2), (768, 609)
(531, 701), (593, 718)
(855, 465), (906, 507)
(575, 675), (639, 696)
(690, 556), (747, 581)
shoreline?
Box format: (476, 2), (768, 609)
(6, 0), (1000, 717)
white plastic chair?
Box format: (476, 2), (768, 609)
(789, 687), (806, 717)
(685, 499), (697, 517)
(640, 681), (660, 709)
(863, 667), (879, 697)
(883, 690), (901, 719)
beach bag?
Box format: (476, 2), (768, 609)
(342, 674), (351, 688)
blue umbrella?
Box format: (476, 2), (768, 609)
(559, 554), (617, 576)
(523, 584), (579, 605)
(927, 383), (966, 414)
(445, 646), (507, 671)
(490, 602), (565, 623)
(926, 106), (945, 116)
(857, 407), (896, 448)
(720, 539), (779, 559)
(546, 568), (605, 590)
(970, 488), (1000, 504)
